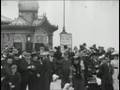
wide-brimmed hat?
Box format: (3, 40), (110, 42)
(24, 52), (31, 57)
(40, 52), (49, 56)
(111, 51), (119, 56)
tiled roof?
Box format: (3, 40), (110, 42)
(32, 16), (46, 26)
(9, 17), (30, 26)
(2, 15), (58, 32)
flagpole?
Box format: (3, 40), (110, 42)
(63, 0), (66, 32)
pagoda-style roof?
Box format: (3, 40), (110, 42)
(2, 15), (58, 32)
(32, 16), (46, 26)
(2, 1), (58, 32)
(39, 16), (58, 32)
(1, 15), (12, 24)
(9, 16), (31, 26)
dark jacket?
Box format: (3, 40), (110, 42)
(1, 61), (12, 90)
(3, 72), (21, 90)
(29, 60), (44, 90)
(71, 63), (86, 90)
(61, 60), (71, 88)
(97, 63), (114, 90)
(40, 58), (54, 90)
(17, 59), (35, 90)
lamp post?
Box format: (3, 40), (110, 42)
(60, 0), (72, 51)
(62, 0), (66, 33)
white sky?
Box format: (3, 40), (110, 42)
(1, 0), (119, 50)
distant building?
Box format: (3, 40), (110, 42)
(1, 1), (58, 52)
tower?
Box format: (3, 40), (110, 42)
(18, 1), (39, 23)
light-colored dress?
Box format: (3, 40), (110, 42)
(111, 59), (119, 90)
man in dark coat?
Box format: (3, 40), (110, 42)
(97, 57), (114, 90)
(40, 52), (55, 90)
(29, 53), (44, 90)
(72, 56), (86, 90)
(60, 52), (72, 89)
(17, 52), (35, 90)
(3, 64), (21, 90)
(1, 56), (14, 90)
(53, 47), (63, 78)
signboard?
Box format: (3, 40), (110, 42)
(60, 32), (72, 49)
(34, 30), (48, 44)
(35, 35), (48, 44)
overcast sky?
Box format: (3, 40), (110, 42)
(1, 0), (119, 50)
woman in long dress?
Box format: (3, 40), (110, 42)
(111, 53), (119, 90)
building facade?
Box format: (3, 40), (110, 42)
(1, 1), (58, 52)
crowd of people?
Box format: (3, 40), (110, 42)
(1, 43), (119, 90)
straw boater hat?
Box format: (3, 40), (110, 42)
(98, 54), (105, 59)
(40, 52), (49, 56)
(111, 51), (119, 56)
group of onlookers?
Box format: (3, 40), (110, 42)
(1, 43), (119, 90)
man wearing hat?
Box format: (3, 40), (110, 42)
(17, 52), (35, 90)
(1, 56), (14, 90)
(27, 52), (44, 90)
(3, 64), (21, 90)
(97, 57), (114, 90)
(60, 52), (72, 89)
(71, 55), (86, 90)
(98, 46), (106, 56)
(39, 51), (55, 90)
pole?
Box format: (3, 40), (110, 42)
(63, 0), (66, 32)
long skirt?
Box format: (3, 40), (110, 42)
(113, 69), (119, 90)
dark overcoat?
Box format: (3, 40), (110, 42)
(29, 60), (44, 90)
(97, 63), (114, 90)
(17, 59), (35, 90)
(61, 60), (71, 88)
(3, 72), (21, 90)
(40, 58), (54, 90)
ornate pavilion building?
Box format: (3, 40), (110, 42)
(1, 1), (58, 52)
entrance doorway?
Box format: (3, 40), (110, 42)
(13, 42), (22, 51)
(35, 43), (45, 51)
(26, 42), (33, 53)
